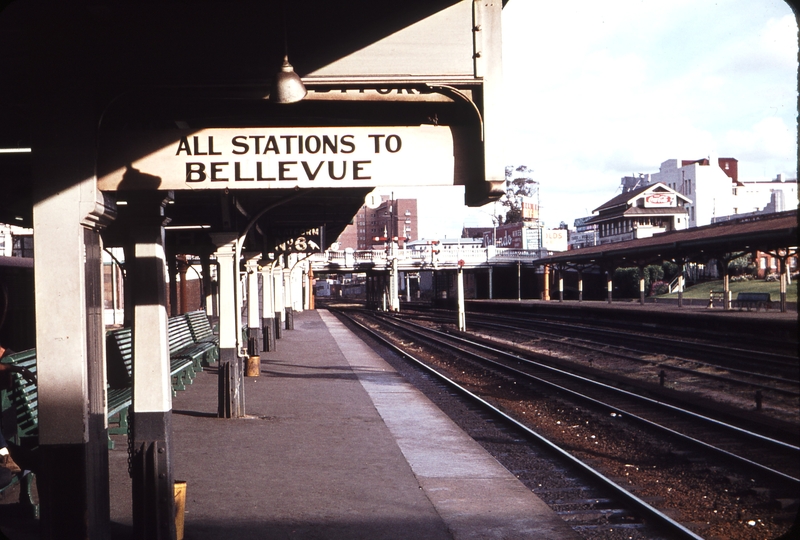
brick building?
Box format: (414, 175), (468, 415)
(336, 197), (418, 249)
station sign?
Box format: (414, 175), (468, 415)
(267, 227), (324, 254)
(98, 126), (454, 191)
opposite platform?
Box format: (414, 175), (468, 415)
(104, 309), (579, 539)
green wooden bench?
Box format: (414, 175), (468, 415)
(184, 311), (219, 366)
(0, 349), (40, 518)
(108, 325), (195, 398)
(106, 328), (134, 447)
(168, 316), (215, 386)
(732, 292), (772, 311)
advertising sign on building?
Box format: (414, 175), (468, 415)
(644, 192), (676, 208)
(98, 126), (454, 191)
(521, 198), (539, 221)
(543, 229), (568, 252)
(495, 223), (524, 249)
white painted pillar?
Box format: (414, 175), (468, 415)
(245, 254), (262, 354)
(457, 267), (466, 331)
(273, 262), (285, 338)
(126, 193), (177, 539)
(202, 252), (215, 318)
(390, 257), (400, 311)
(210, 233), (244, 418)
(261, 262), (276, 351)
(33, 185), (116, 537)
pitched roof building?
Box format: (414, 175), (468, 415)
(585, 183), (691, 245)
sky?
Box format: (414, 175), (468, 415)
(372, 0), (798, 238)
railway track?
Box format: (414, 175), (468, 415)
(332, 307), (800, 540)
(395, 307), (800, 413)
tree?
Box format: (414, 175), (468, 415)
(499, 165), (536, 225)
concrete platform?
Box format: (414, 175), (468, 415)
(103, 309), (579, 539)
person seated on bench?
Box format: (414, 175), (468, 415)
(0, 343), (36, 483)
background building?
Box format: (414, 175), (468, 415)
(336, 197), (418, 250)
(586, 183), (691, 245)
(638, 158), (796, 228)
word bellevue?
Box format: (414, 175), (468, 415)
(177, 133), (403, 183)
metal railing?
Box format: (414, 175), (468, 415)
(311, 247), (546, 271)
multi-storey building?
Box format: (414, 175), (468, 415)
(646, 157), (738, 228)
(640, 158), (796, 227)
(336, 197), (418, 250)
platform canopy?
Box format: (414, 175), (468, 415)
(0, 0), (509, 255)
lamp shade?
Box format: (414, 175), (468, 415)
(270, 56), (307, 104)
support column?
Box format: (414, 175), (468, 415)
(779, 256), (787, 312)
(405, 272), (411, 303)
(389, 257), (400, 311)
(542, 264), (550, 301)
(558, 267), (564, 302)
(245, 254), (262, 354)
(488, 266), (493, 299)
(127, 193), (177, 540)
(457, 266), (466, 331)
(261, 262), (276, 352)
(178, 254), (189, 314)
(306, 266), (315, 310)
(284, 266), (294, 330)
(578, 270), (583, 302)
(34, 194), (116, 538)
(720, 259), (731, 311)
(607, 270), (613, 304)
(273, 263), (284, 339)
(211, 233), (245, 418)
(167, 251), (179, 317)
(517, 261), (522, 301)
(638, 265), (646, 305)
(32, 76), (116, 536)
(201, 252), (215, 318)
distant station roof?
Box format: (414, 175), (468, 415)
(538, 210), (798, 267)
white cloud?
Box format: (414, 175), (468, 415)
(499, 0), (797, 228)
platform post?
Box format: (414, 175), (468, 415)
(578, 270), (583, 302)
(607, 270), (613, 304)
(542, 264), (549, 301)
(274, 263), (284, 338)
(638, 265), (646, 305)
(780, 258), (787, 312)
(31, 82), (115, 537)
(211, 233), (245, 418)
(261, 262), (276, 352)
(558, 267), (564, 302)
(390, 256), (400, 311)
(246, 254), (262, 353)
(457, 265), (466, 331)
(488, 266), (494, 299)
(126, 193), (177, 540)
(201, 252), (215, 318)
(721, 266), (731, 311)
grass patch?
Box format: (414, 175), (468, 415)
(659, 279), (798, 303)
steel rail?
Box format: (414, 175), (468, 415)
(337, 309), (706, 540)
(459, 316), (800, 394)
(464, 310), (798, 372)
(376, 313), (800, 484)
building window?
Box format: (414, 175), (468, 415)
(12, 235), (33, 258)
